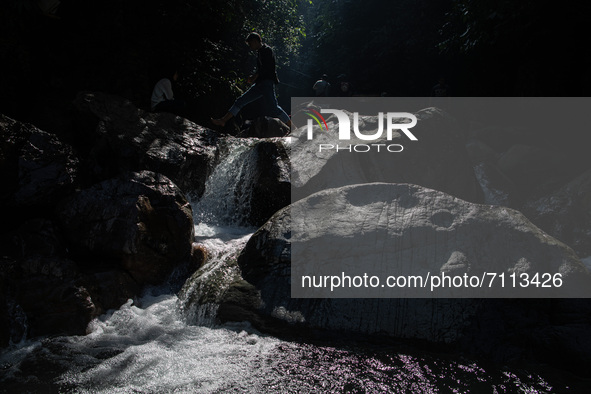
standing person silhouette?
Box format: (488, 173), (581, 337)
(211, 32), (291, 127)
(313, 74), (331, 96)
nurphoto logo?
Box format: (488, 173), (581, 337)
(305, 108), (418, 153)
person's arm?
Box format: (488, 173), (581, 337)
(162, 79), (174, 100)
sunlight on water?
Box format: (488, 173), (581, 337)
(180, 224), (254, 326)
(0, 136), (583, 393)
(1, 291), (564, 393)
(192, 138), (258, 226)
(55, 295), (283, 393)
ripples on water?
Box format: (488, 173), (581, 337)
(0, 291), (583, 393)
(1, 140), (588, 393)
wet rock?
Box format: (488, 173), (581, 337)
(238, 117), (290, 138)
(0, 214), (145, 344)
(0, 251), (143, 343)
(209, 183), (591, 364)
(0, 114), (78, 209)
(522, 168), (591, 258)
(191, 243), (208, 270)
(290, 107), (483, 203)
(72, 91), (218, 197)
(194, 137), (290, 227)
(14, 273), (97, 338)
(472, 162), (514, 206)
(58, 170), (194, 285)
(248, 139), (290, 226)
(13, 218), (66, 259)
(78, 269), (140, 314)
(177, 232), (253, 326)
(0, 256), (97, 339)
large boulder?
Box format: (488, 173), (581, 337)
(522, 168), (591, 258)
(8, 257), (97, 339)
(290, 107), (483, 203)
(0, 217), (142, 345)
(0, 114), (79, 209)
(0, 252), (98, 341)
(72, 92), (218, 197)
(189, 183), (591, 365)
(246, 139), (290, 226)
(0, 255), (140, 342)
(58, 170), (194, 285)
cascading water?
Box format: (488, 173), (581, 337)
(179, 137), (261, 326)
(192, 137), (261, 227)
(0, 136), (582, 392)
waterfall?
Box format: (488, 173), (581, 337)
(177, 232), (252, 326)
(193, 137), (259, 227)
(0, 135), (573, 393)
(179, 136), (264, 326)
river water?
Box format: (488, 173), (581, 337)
(0, 138), (587, 392)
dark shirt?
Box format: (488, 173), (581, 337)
(257, 44), (279, 84)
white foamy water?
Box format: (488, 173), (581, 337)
(180, 222), (254, 326)
(0, 137), (581, 392)
(56, 295), (283, 393)
(0, 292), (564, 393)
(192, 138), (258, 226)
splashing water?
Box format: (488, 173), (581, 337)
(0, 137), (585, 392)
(178, 226), (253, 326)
(0, 302), (573, 393)
(193, 137), (260, 227)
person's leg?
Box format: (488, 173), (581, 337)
(154, 99), (186, 115)
(259, 80), (291, 126)
(212, 83), (264, 126)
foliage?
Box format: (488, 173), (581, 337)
(1, 0), (590, 128)
(298, 0), (451, 96)
(0, 0), (305, 124)
(437, 0), (591, 95)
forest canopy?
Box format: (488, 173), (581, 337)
(1, 0), (589, 127)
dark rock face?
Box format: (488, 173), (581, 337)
(238, 117), (290, 138)
(247, 140), (290, 226)
(58, 171), (194, 285)
(0, 214), (143, 343)
(522, 169), (591, 258)
(290, 107), (483, 203)
(0, 114), (78, 209)
(0, 255), (94, 341)
(12, 263), (97, 338)
(0, 252), (140, 342)
(72, 92), (218, 197)
(0, 169), (194, 344)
